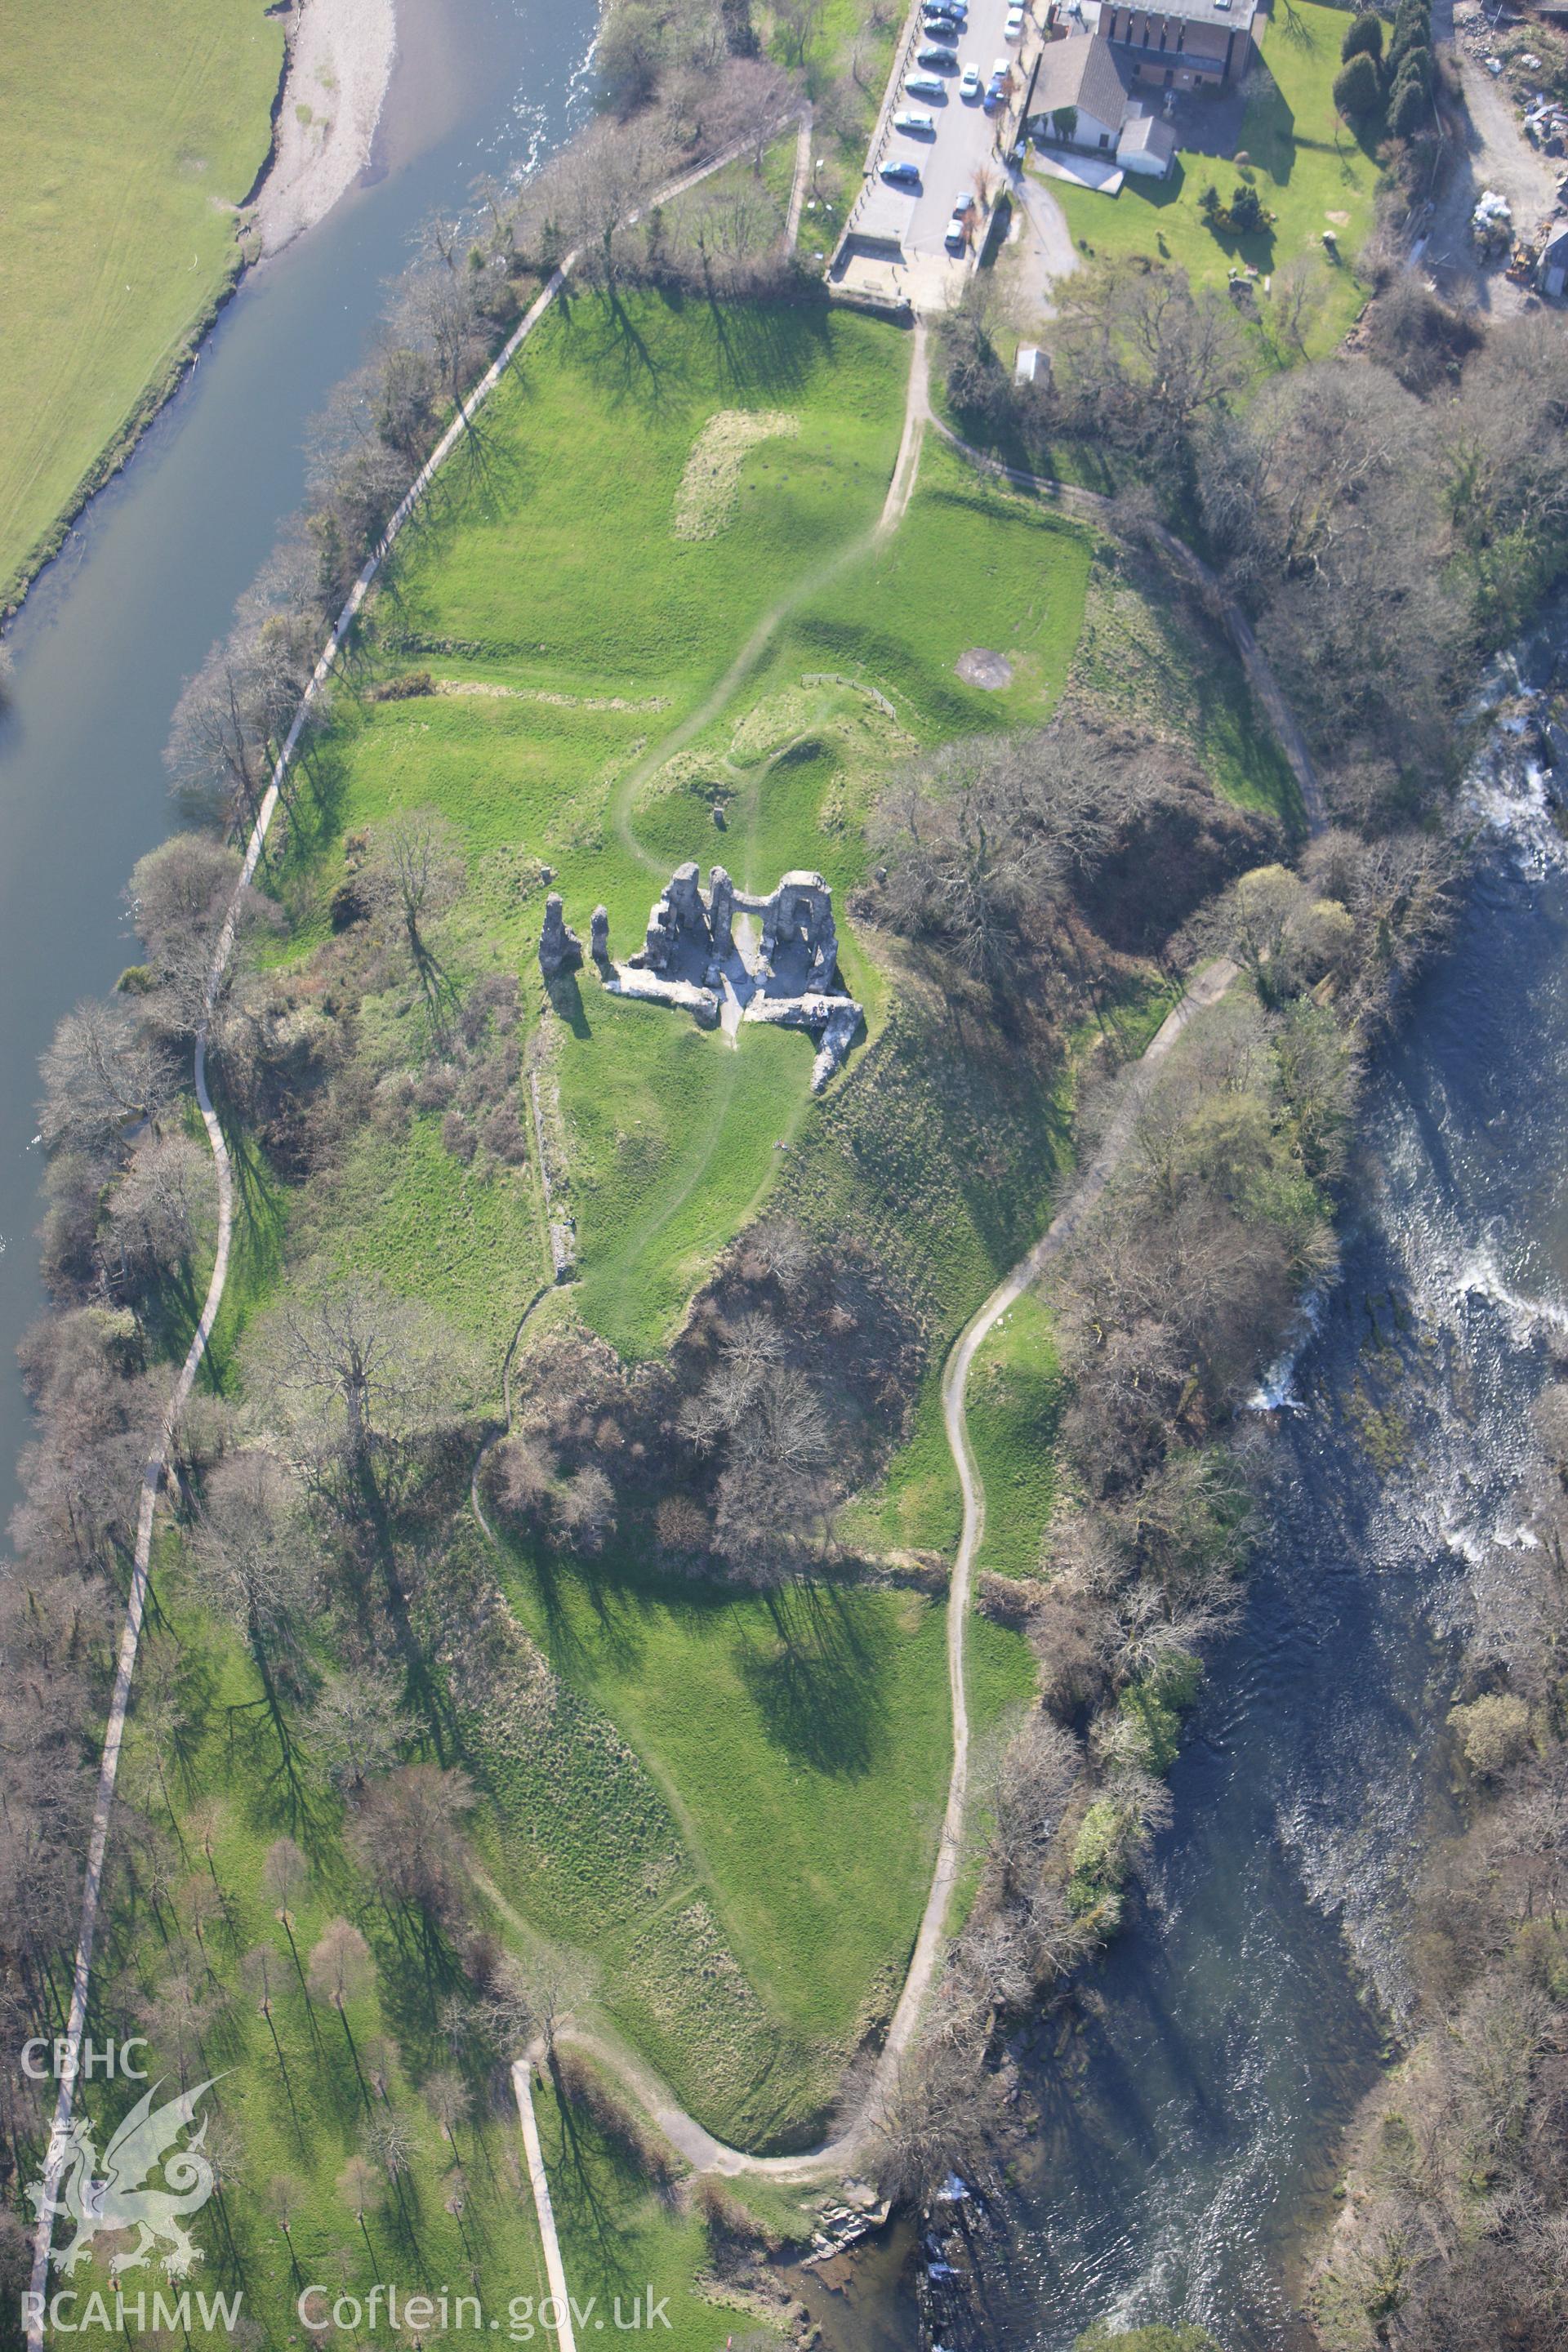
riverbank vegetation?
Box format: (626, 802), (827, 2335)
(0, 0), (284, 614)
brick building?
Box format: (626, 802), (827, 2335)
(1098, 0), (1259, 90)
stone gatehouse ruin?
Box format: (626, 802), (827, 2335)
(540, 862), (862, 1093)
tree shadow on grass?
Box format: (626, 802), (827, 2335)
(733, 1581), (889, 1776)
(542, 2078), (647, 2301)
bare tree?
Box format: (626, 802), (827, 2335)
(306, 1665), (416, 1794)
(187, 1452), (316, 1727)
(368, 807), (465, 960)
(38, 998), (175, 1157)
(256, 1278), (479, 1486)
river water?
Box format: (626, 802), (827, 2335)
(0, 0), (598, 1523)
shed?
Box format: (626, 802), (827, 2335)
(1541, 225), (1568, 296)
(1117, 108), (1177, 175)
(1015, 344), (1044, 382)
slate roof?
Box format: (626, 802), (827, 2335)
(1031, 33), (1130, 128)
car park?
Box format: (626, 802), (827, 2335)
(879, 157), (921, 185)
(904, 70), (947, 97)
(893, 107), (937, 133)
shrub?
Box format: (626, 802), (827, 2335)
(1450, 1691), (1531, 1777)
(1334, 49), (1383, 118)
(1067, 1798), (1129, 1921)
(1388, 74), (1429, 135)
(1118, 1655), (1203, 1775)
(1342, 8), (1383, 62)
(1228, 180), (1267, 234)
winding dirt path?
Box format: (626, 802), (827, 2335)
(488, 956), (1239, 2189)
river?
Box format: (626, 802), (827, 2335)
(0, 0), (598, 1524)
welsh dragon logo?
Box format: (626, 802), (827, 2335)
(27, 2078), (219, 2279)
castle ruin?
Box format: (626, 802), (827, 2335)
(541, 861), (862, 1093)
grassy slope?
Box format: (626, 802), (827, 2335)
(1045, 0), (1378, 352)
(967, 1292), (1065, 1581)
(63, 1603), (559, 2352)
(0, 0), (283, 605)
(159, 273), (1288, 2209)
(235, 287), (1077, 2145)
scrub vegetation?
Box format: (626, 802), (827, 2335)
(0, 0), (283, 612)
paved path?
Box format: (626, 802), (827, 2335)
(785, 102), (815, 250)
(510, 2062), (580, 2352)
(22, 111), (807, 2349)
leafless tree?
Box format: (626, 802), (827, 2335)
(306, 1666), (416, 1794)
(350, 1764), (474, 1932)
(38, 998), (175, 1157)
(256, 1278), (478, 1486)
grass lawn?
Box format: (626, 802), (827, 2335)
(499, 1539), (954, 2056)
(1044, 0), (1379, 354)
(967, 1293), (1064, 1580)
(0, 0), (283, 607)
(51, 1600), (555, 2352)
(193, 280), (1249, 2180)
(534, 2074), (764, 2350)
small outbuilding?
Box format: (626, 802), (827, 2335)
(1540, 224), (1568, 296)
(1117, 107), (1178, 176)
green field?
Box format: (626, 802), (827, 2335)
(1045, 0), (1379, 352)
(968, 1294), (1065, 1581)
(0, 0), (283, 608)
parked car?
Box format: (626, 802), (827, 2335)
(945, 197), (974, 252)
(905, 71), (947, 97)
(985, 59), (1011, 106)
(923, 7), (961, 27)
(960, 60), (983, 97)
(1005, 7), (1026, 35)
(893, 107), (938, 133)
(916, 42), (959, 66)
(879, 157), (921, 185)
